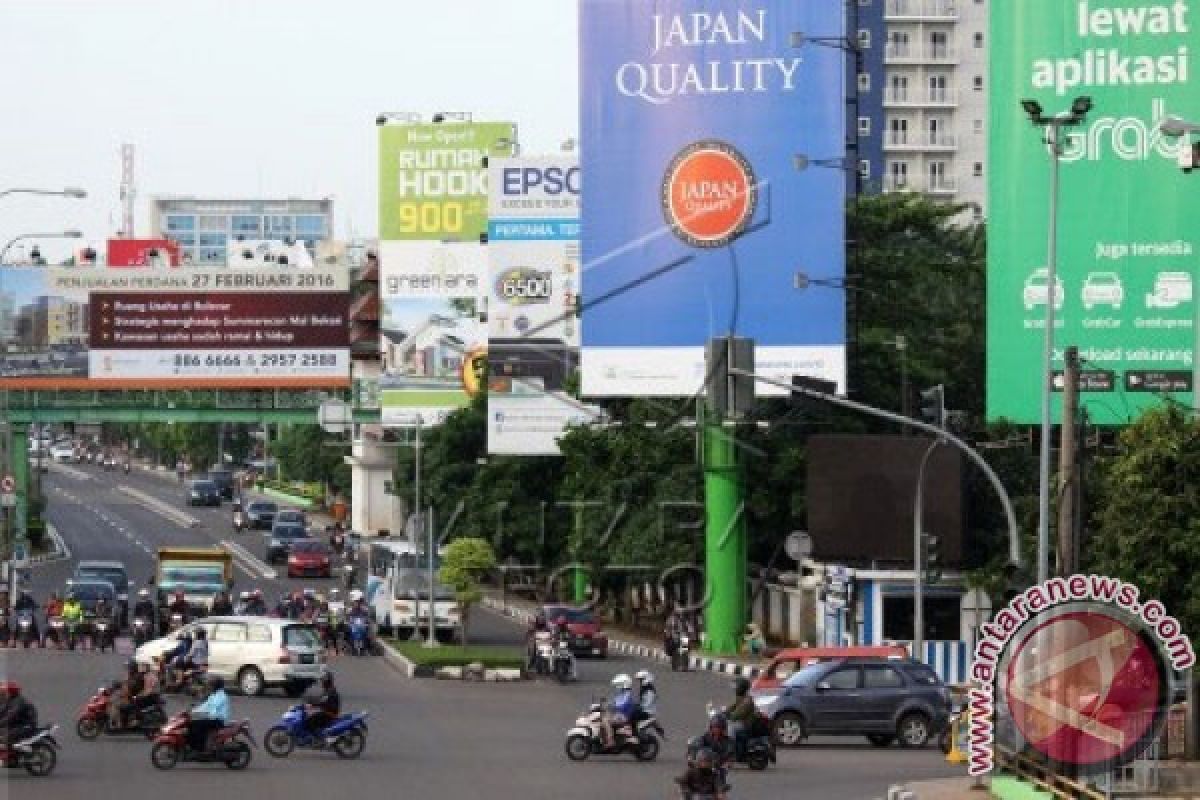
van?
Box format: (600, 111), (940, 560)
(751, 645), (911, 691)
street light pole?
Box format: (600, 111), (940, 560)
(0, 231), (84, 264)
(913, 438), (941, 664)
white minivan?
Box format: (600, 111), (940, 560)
(135, 616), (324, 697)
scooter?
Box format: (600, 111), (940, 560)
(44, 617), (67, 649)
(552, 638), (575, 683)
(76, 685), (167, 740)
(533, 631), (555, 675)
(0, 609), (10, 646)
(263, 705), (369, 760)
(702, 703), (775, 771)
(150, 711), (254, 771)
(14, 611), (38, 649)
(342, 564), (356, 590)
(564, 701), (662, 762)
(131, 616), (153, 647)
(0, 725), (60, 777)
(671, 634), (691, 672)
(232, 504), (246, 534)
(347, 617), (370, 656)
(93, 617), (116, 653)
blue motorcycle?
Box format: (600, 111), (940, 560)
(347, 617), (370, 656)
(263, 705), (369, 760)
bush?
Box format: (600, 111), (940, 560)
(388, 642), (525, 670)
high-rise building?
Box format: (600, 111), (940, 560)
(855, 0), (988, 219)
(0, 292), (15, 342)
(148, 196), (334, 265)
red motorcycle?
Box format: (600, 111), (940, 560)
(0, 725), (59, 777)
(76, 685), (166, 740)
(150, 711), (254, 770)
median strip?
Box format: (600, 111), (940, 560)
(220, 539), (277, 581)
(117, 486), (200, 529)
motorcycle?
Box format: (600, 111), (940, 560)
(552, 639), (575, 683)
(0, 610), (10, 646)
(150, 711), (254, 771)
(76, 685), (167, 740)
(564, 701), (662, 762)
(124, 462), (131, 475)
(160, 665), (207, 698)
(93, 617), (115, 653)
(341, 563), (356, 590)
(347, 617), (370, 656)
(168, 612), (185, 633)
(532, 631), (555, 675)
(232, 504), (246, 534)
(0, 726), (60, 777)
(263, 705), (369, 760)
(45, 617), (67, 649)
(702, 703), (775, 772)
(671, 633), (691, 672)
(14, 611), (37, 649)
(131, 616), (153, 647)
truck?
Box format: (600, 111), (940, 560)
(155, 547), (234, 618)
(365, 538), (460, 643)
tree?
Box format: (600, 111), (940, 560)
(1087, 406), (1200, 635)
(438, 537), (497, 645)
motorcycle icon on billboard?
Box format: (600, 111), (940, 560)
(1145, 272), (1192, 310)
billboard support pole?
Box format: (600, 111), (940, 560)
(702, 401), (745, 655)
(732, 368), (1022, 569)
(572, 503), (586, 605)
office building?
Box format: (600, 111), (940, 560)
(149, 196), (334, 265)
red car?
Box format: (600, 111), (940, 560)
(287, 541), (333, 578)
(543, 605), (608, 658)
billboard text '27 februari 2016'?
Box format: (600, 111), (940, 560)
(988, 0), (1200, 424)
(578, 1), (847, 397)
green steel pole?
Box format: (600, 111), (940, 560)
(11, 429), (28, 543)
(703, 405), (746, 655)
(572, 502), (587, 604)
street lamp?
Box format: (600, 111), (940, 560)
(0, 231), (83, 264)
(0, 187), (87, 200)
(1021, 96), (1092, 585)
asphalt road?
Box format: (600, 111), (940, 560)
(2, 462), (962, 800)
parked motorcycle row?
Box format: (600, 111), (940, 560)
(0, 610), (118, 652)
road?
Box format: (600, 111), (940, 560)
(3, 462), (962, 800)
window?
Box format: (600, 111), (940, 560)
(197, 247), (226, 264)
(198, 233), (226, 247)
(283, 625), (320, 648)
(889, 117), (908, 145)
(864, 665), (905, 689)
(857, 72), (871, 92)
(904, 665), (942, 686)
(890, 75), (908, 102)
(266, 215), (293, 235)
(231, 215), (261, 235)
(974, 119), (984, 134)
(197, 215), (226, 232)
(974, 32), (984, 48)
(168, 233), (195, 247)
(857, 30), (871, 49)
(859, 0), (872, 6)
(974, 75), (984, 91)
(770, 660), (800, 681)
(858, 159), (871, 179)
(928, 161), (947, 187)
(928, 74), (947, 102)
(889, 160), (909, 188)
(857, 117), (871, 136)
(824, 667), (860, 690)
(247, 625), (271, 643)
(213, 623), (246, 643)
(164, 215), (195, 232)
(294, 215), (326, 235)
(973, 162), (983, 177)
(929, 31), (948, 58)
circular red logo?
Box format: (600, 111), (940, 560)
(661, 141), (757, 248)
(1002, 607), (1167, 773)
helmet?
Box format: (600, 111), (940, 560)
(709, 713), (728, 732)
(636, 670), (655, 685)
(734, 677), (750, 696)
(175, 589), (185, 598)
(0, 682), (20, 698)
(303, 588), (315, 598)
(695, 748), (715, 768)
(612, 674), (632, 691)
(330, 589), (340, 597)
(239, 591), (250, 600)
(252, 589), (263, 599)
(137, 588), (149, 598)
(207, 675), (224, 692)
(179, 632), (192, 642)
(349, 590), (364, 603)
(194, 628), (207, 640)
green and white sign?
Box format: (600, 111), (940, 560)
(379, 121), (516, 241)
(989, 0), (1200, 424)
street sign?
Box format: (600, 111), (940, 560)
(785, 531), (812, 562)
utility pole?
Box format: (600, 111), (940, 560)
(1057, 346), (1080, 576)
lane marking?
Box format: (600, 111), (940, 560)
(117, 486), (200, 528)
(221, 539), (277, 581)
(48, 462), (90, 481)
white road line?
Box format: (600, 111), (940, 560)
(220, 539), (277, 581)
(48, 462), (90, 481)
(117, 486), (200, 528)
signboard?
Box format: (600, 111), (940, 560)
(486, 155), (602, 454)
(0, 265), (350, 388)
(227, 239), (314, 268)
(378, 121), (517, 242)
(988, 0), (1200, 423)
(578, 1), (846, 396)
(106, 238), (182, 267)
(379, 241), (486, 426)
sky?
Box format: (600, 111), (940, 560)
(0, 0), (579, 260)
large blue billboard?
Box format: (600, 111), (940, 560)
(580, 1), (846, 396)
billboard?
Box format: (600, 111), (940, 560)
(486, 156), (602, 454)
(578, 1), (846, 396)
(988, 0), (1200, 424)
(106, 239), (182, 267)
(0, 266), (349, 388)
(227, 239), (314, 268)
(378, 121), (517, 242)
(379, 241), (486, 426)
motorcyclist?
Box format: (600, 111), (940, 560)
(675, 747), (727, 800)
(551, 615), (577, 679)
(112, 660), (143, 729)
(163, 632), (193, 683)
(327, 589), (347, 649)
(0, 682), (38, 748)
(183, 628), (210, 674)
(526, 612), (550, 671)
(600, 673), (638, 750)
(130, 662), (162, 723)
(664, 608), (683, 657)
(636, 670), (659, 718)
(94, 595), (114, 631)
(210, 591), (234, 616)
(62, 592), (85, 643)
(234, 591), (251, 615)
(726, 677), (758, 759)
(132, 588), (156, 622)
(688, 714), (736, 773)
(186, 676), (230, 753)
(304, 671), (341, 738)
(345, 592), (371, 649)
(247, 590), (267, 616)
(12, 591), (39, 643)
(167, 590), (191, 629)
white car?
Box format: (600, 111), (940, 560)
(1082, 272), (1123, 310)
(50, 443), (76, 463)
(134, 616), (324, 697)
(1146, 272), (1193, 309)
(1023, 269), (1065, 311)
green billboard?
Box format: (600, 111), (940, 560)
(378, 121), (516, 241)
(989, 0), (1200, 424)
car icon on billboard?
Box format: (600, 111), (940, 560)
(1081, 272), (1123, 311)
(1145, 272), (1193, 309)
(1023, 268), (1065, 311)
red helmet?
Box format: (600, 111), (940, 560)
(0, 682), (20, 698)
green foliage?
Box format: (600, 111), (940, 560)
(388, 641), (524, 669)
(274, 424), (350, 495)
(439, 537), (497, 644)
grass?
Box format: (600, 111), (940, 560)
(388, 641), (526, 670)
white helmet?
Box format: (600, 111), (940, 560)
(349, 589), (364, 602)
(612, 673), (632, 691)
(636, 670), (655, 685)
(137, 588), (149, 598)
(330, 589), (340, 597)
(239, 591), (250, 600)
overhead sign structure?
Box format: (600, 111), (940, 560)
(988, 0), (1200, 423)
(487, 155), (602, 455)
(0, 266), (350, 389)
(578, 1), (847, 396)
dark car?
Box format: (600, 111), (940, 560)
(275, 509), (307, 528)
(755, 658), (951, 749)
(206, 468), (236, 501)
(245, 500), (278, 530)
(186, 479), (221, 507)
(542, 605), (608, 658)
(72, 560), (130, 625)
(267, 524), (311, 565)
(287, 540), (333, 578)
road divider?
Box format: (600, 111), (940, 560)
(117, 486), (200, 529)
(221, 539), (277, 581)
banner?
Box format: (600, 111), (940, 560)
(0, 265), (349, 388)
(988, 0), (1200, 423)
(105, 238), (181, 267)
(486, 156), (602, 454)
(579, 1), (846, 396)
(378, 121), (517, 242)
(379, 241), (486, 426)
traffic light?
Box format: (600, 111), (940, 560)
(919, 385), (945, 428)
(922, 533), (941, 584)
